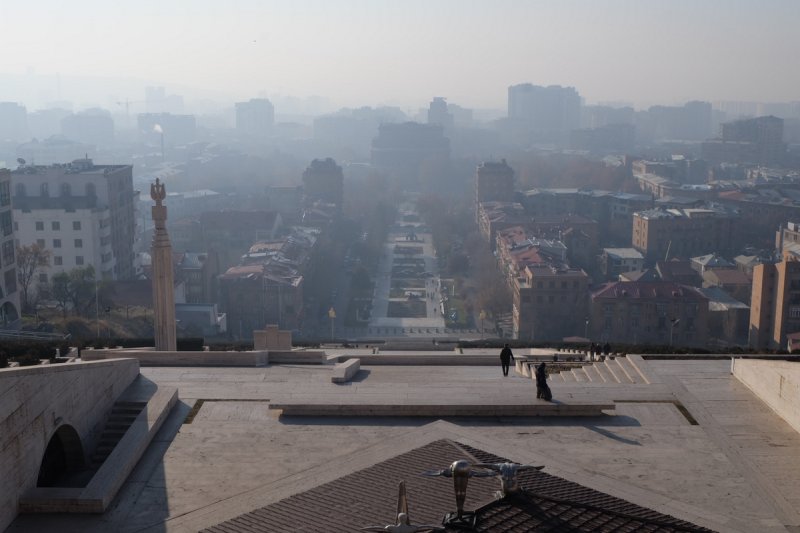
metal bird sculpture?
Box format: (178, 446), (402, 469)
(473, 462), (544, 497)
(361, 481), (444, 533)
(422, 460), (495, 520)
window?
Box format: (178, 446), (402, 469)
(35, 221), (44, 231)
(0, 180), (9, 206)
(0, 212), (11, 236)
(1, 241), (14, 266)
(54, 256), (63, 266)
(548, 295), (554, 303)
(73, 221), (81, 231)
(75, 256), (84, 265)
(40, 183), (49, 197)
(51, 221), (60, 231)
(536, 281), (543, 289)
(74, 239), (83, 248)
(790, 306), (800, 319)
(36, 239), (45, 248)
(60, 183), (72, 197)
(548, 281), (555, 288)
(15, 183), (26, 197)
(561, 281), (567, 289)
(53, 239), (61, 248)
(39, 273), (48, 283)
(3, 269), (16, 294)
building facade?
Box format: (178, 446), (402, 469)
(475, 160), (514, 204)
(513, 263), (589, 341)
(590, 281), (709, 347)
(632, 207), (737, 261)
(235, 98), (274, 138)
(11, 159), (135, 280)
(0, 169), (20, 326)
(749, 252), (800, 349)
(302, 158), (344, 210)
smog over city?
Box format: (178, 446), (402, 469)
(7, 3), (800, 533)
(0, 0), (800, 349)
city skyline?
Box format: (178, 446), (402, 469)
(1, 0), (799, 112)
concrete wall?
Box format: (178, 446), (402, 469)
(733, 359), (800, 434)
(83, 350), (270, 366)
(0, 359), (139, 531)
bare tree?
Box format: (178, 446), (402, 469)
(16, 244), (51, 314)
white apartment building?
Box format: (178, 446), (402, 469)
(11, 159), (135, 282)
(0, 169), (21, 325)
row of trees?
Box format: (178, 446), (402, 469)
(16, 243), (102, 317)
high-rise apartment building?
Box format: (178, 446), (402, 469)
(371, 122), (450, 189)
(0, 102), (28, 142)
(0, 169), (21, 327)
(235, 98), (275, 138)
(702, 115), (785, 165)
(61, 109), (115, 147)
(507, 84), (581, 141)
(11, 159), (135, 280)
(427, 97), (453, 130)
(475, 160), (514, 204)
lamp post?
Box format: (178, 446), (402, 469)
(584, 317), (589, 339)
(479, 310), (486, 339)
(669, 318), (680, 346)
(328, 307), (336, 341)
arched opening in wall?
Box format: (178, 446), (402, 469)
(37, 424), (85, 487)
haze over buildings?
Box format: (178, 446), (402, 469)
(1, 2), (799, 111)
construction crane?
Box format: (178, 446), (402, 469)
(115, 99), (147, 128)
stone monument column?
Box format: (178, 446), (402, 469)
(150, 178), (177, 351)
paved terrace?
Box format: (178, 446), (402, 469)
(8, 357), (800, 533)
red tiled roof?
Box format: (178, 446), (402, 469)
(593, 281), (707, 301)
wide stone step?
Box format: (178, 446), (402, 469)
(615, 356), (643, 384)
(601, 360), (624, 383)
(592, 362), (613, 383)
(560, 370), (577, 382)
(571, 368), (589, 382)
(269, 401), (615, 417)
(584, 364), (604, 382)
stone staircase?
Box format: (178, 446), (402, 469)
(88, 401), (146, 470)
(549, 356), (650, 384)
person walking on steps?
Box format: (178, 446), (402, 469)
(500, 344), (513, 377)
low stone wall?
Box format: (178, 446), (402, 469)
(733, 359), (800, 434)
(0, 359), (139, 531)
(83, 349), (270, 366)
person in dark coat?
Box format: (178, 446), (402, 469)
(603, 342), (611, 356)
(535, 362), (548, 399)
(500, 344), (513, 376)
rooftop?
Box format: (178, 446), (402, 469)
(7, 356), (800, 532)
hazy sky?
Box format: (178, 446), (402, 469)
(1, 0), (798, 111)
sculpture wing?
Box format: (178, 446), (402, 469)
(469, 470), (497, 478)
(360, 527), (387, 532)
(421, 468), (451, 477)
(397, 481), (410, 525)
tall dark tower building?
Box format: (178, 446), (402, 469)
(302, 158), (344, 210)
(475, 160), (515, 204)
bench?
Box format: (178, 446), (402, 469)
(331, 358), (361, 383)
